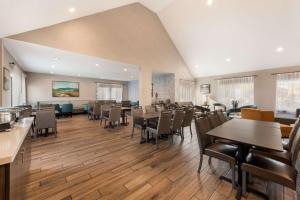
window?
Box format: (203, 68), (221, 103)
(179, 79), (195, 102)
(96, 83), (123, 102)
(276, 72), (300, 114)
(216, 76), (254, 108)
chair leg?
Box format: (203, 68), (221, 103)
(197, 154), (203, 173)
(131, 126), (135, 138)
(231, 164), (236, 189)
(190, 125), (192, 137)
(156, 134), (159, 149)
(181, 127), (184, 140)
(208, 157), (212, 166)
(242, 171), (247, 196)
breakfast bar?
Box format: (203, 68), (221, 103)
(0, 117), (34, 200)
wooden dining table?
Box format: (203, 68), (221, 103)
(206, 118), (283, 199)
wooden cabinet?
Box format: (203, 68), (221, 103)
(0, 129), (31, 200)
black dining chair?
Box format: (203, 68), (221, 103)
(241, 139), (300, 199)
(207, 112), (222, 128)
(146, 111), (173, 149)
(216, 110), (227, 124)
(194, 116), (238, 189)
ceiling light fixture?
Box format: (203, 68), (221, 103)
(276, 46), (284, 52)
(95, 63), (99, 66)
(69, 7), (76, 13)
(226, 58), (231, 62)
(51, 65), (55, 69)
(50, 71), (54, 74)
(207, 0), (213, 6)
(195, 64), (200, 69)
(124, 68), (128, 72)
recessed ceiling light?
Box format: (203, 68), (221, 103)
(226, 58), (231, 62)
(195, 64), (200, 69)
(50, 71), (54, 74)
(276, 46), (284, 52)
(207, 0), (213, 6)
(51, 65), (55, 69)
(124, 68), (128, 72)
(69, 7), (76, 13)
(95, 63), (99, 66)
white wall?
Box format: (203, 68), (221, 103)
(27, 73), (128, 105)
(196, 66), (300, 111)
(2, 48), (26, 107)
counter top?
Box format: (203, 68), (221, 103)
(0, 117), (33, 165)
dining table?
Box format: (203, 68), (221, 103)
(206, 118), (283, 199)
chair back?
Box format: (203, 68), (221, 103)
(145, 105), (156, 114)
(194, 116), (212, 151)
(93, 103), (101, 115)
(122, 100), (131, 107)
(114, 103), (122, 107)
(216, 110), (226, 123)
(288, 117), (300, 150)
(39, 104), (55, 111)
(132, 107), (144, 125)
(213, 103), (226, 112)
(109, 107), (121, 122)
(157, 111), (172, 135)
(207, 112), (222, 128)
(171, 110), (185, 131)
(182, 108), (194, 127)
(36, 110), (56, 129)
(54, 104), (61, 113)
(132, 107), (143, 117)
(290, 127), (300, 165)
(61, 103), (73, 113)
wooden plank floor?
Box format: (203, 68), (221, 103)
(25, 115), (296, 200)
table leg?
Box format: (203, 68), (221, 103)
(236, 144), (247, 200)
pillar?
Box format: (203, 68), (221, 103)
(138, 67), (152, 108)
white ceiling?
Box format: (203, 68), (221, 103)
(158, 0), (300, 77)
(0, 0), (173, 38)
(2, 0), (300, 78)
(4, 39), (139, 81)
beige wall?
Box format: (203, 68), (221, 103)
(9, 3), (193, 106)
(0, 39), (3, 106)
(27, 73), (128, 106)
(196, 66), (300, 111)
(2, 47), (26, 107)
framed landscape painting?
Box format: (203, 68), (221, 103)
(52, 81), (79, 97)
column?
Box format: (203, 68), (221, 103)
(138, 67), (152, 108)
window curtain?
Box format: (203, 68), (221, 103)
(216, 76), (254, 108)
(179, 79), (195, 102)
(276, 72), (300, 114)
(96, 83), (123, 102)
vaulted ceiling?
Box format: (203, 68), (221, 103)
(0, 0), (174, 37)
(2, 0), (300, 78)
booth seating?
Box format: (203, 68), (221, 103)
(241, 108), (293, 138)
